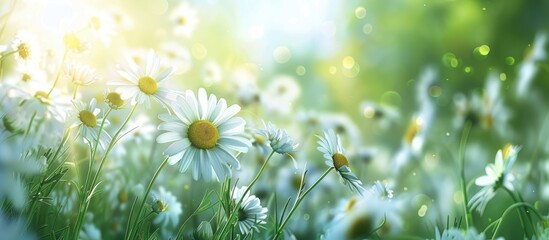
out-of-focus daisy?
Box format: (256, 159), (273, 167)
(469, 145), (519, 214)
(9, 30), (40, 66)
(231, 186), (268, 234)
(324, 187), (403, 239)
(170, 2), (199, 38)
(160, 41), (192, 75)
(110, 49), (177, 108)
(230, 67), (260, 106)
(257, 122), (299, 155)
(360, 101), (400, 130)
(317, 130), (365, 195)
(516, 32), (547, 98)
(262, 75), (301, 115)
(86, 11), (116, 46)
(64, 32), (90, 54)
(63, 61), (99, 87)
(433, 227), (485, 240)
(202, 60), (222, 87)
(70, 98), (111, 150)
(193, 221), (213, 240)
(157, 88), (251, 181)
(453, 74), (510, 137)
(0, 213), (36, 240)
(319, 113), (362, 148)
(0, 138), (43, 209)
(149, 187), (182, 229)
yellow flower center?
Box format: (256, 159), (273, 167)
(22, 73), (31, 82)
(138, 76), (158, 95)
(344, 196), (357, 213)
(188, 120), (219, 149)
(177, 16), (186, 25)
(346, 215), (374, 239)
(404, 117), (422, 145)
(118, 191), (128, 203)
(106, 92), (125, 109)
(254, 134), (265, 145)
(34, 91), (51, 105)
(155, 200), (168, 212)
(64, 34), (81, 50)
(332, 152), (350, 169)
(18, 43), (30, 59)
(502, 144), (513, 160)
(79, 110), (97, 127)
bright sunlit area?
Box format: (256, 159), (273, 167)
(1, 0), (548, 239)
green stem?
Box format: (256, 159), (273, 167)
(74, 105), (136, 239)
(491, 201), (543, 240)
(458, 121), (472, 229)
(72, 85), (79, 99)
(127, 156), (170, 240)
(215, 150), (275, 240)
(502, 187), (534, 238)
(47, 49), (68, 97)
(273, 167), (334, 240)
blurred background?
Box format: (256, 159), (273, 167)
(1, 0), (549, 238)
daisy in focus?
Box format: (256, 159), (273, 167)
(110, 49), (177, 108)
(70, 98), (111, 151)
(317, 129), (365, 195)
(63, 61), (99, 87)
(257, 122), (299, 155)
(231, 186), (268, 235)
(157, 88), (251, 181)
(469, 145), (519, 214)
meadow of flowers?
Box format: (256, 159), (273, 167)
(1, 0), (548, 239)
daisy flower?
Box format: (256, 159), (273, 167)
(317, 129), (365, 195)
(231, 186), (268, 234)
(110, 49), (177, 108)
(63, 61), (99, 87)
(433, 227), (485, 240)
(469, 145), (519, 214)
(9, 30), (40, 66)
(170, 2), (199, 38)
(149, 187), (182, 229)
(257, 122), (299, 155)
(156, 88), (251, 181)
(70, 98), (111, 151)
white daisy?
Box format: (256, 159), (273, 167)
(110, 49), (177, 109)
(261, 75), (301, 115)
(170, 2), (199, 38)
(86, 11), (116, 46)
(0, 213), (35, 240)
(257, 122), (299, 155)
(231, 186), (268, 234)
(317, 129), (365, 195)
(160, 41), (192, 75)
(70, 98), (111, 151)
(156, 88), (251, 181)
(149, 187), (182, 229)
(9, 30), (40, 66)
(63, 61), (99, 87)
(469, 145), (519, 214)
(433, 227), (485, 240)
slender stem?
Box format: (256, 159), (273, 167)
(491, 201), (543, 240)
(72, 85), (79, 99)
(47, 49), (68, 97)
(458, 121), (472, 229)
(273, 167), (334, 240)
(127, 156), (170, 240)
(0, 0), (17, 39)
(215, 150), (275, 240)
(517, 191), (539, 237)
(74, 105), (135, 239)
(502, 187), (532, 238)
